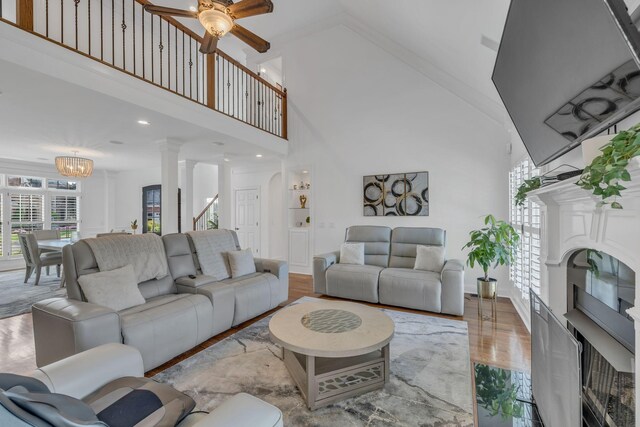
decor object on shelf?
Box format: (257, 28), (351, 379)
(144, 0), (274, 54)
(305, 183), (311, 189)
(293, 184), (298, 190)
(515, 177), (541, 207)
(462, 215), (519, 317)
(130, 219), (138, 234)
(299, 194), (307, 208)
(55, 151), (94, 178)
(363, 172), (429, 216)
(576, 123), (640, 209)
(306, 216), (310, 225)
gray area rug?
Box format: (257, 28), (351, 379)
(0, 269), (65, 319)
(155, 297), (473, 426)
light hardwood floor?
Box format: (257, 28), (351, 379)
(0, 273), (531, 379)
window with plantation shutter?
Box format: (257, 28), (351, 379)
(509, 158), (541, 300)
(10, 193), (44, 255)
(51, 195), (79, 238)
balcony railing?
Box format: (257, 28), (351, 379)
(0, 0), (287, 139)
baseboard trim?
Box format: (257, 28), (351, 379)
(510, 294), (531, 333)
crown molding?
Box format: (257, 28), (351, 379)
(245, 12), (508, 126)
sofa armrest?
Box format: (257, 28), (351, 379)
(440, 259), (465, 316)
(31, 344), (144, 400)
(176, 275), (219, 294)
(254, 258), (288, 280)
(254, 258), (289, 305)
(184, 393), (283, 427)
(32, 298), (121, 368)
(312, 251), (340, 294)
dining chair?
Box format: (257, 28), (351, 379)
(19, 234), (62, 286)
(96, 232), (131, 237)
(32, 230), (62, 274)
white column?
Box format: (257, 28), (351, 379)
(158, 139), (182, 235)
(217, 160), (232, 230)
(179, 160), (196, 232)
(103, 170), (117, 234)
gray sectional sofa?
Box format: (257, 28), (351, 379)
(32, 230), (288, 371)
(313, 226), (465, 315)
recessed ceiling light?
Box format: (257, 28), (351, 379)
(224, 158), (230, 162)
(189, 5), (197, 11)
(137, 120), (150, 125)
(302, 170), (308, 174)
(108, 140), (125, 145)
(260, 68), (266, 73)
(256, 154), (263, 158)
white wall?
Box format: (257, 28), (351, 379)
(229, 162), (282, 258)
(193, 163), (218, 215)
(280, 24), (511, 291)
(113, 167), (160, 231)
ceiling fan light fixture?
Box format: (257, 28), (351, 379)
(199, 7), (234, 38)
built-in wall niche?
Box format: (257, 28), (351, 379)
(287, 168), (312, 274)
(288, 170), (311, 229)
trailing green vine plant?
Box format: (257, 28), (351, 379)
(576, 124), (640, 209)
(514, 177), (541, 207)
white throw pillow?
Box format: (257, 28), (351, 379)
(414, 245), (445, 272)
(340, 242), (365, 265)
(227, 249), (257, 278)
(78, 264), (145, 312)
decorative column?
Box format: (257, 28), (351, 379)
(217, 159), (232, 230)
(158, 139), (182, 235)
(179, 160), (196, 232)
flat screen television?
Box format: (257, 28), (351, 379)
(493, 0), (640, 166)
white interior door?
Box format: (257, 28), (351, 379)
(234, 188), (260, 256)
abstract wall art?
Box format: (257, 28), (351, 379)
(363, 172), (429, 216)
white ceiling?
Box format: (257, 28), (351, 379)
(168, 0), (510, 103)
(0, 59), (277, 170)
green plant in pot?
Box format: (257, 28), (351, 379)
(463, 214), (520, 299)
(576, 123), (640, 209)
(514, 177), (541, 207)
(130, 219), (138, 234)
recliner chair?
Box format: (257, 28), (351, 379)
(0, 344), (283, 427)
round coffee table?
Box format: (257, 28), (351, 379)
(269, 300), (394, 410)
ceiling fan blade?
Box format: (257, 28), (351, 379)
(230, 24), (270, 53)
(227, 0), (273, 19)
(199, 31), (219, 54)
(143, 5), (198, 18)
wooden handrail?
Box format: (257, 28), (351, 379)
(216, 49), (286, 96)
(193, 194), (218, 230)
(1, 0), (288, 139)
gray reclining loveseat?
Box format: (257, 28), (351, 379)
(313, 226), (464, 315)
(32, 230), (288, 371)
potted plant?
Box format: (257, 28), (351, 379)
(462, 214), (520, 299)
(514, 177), (541, 207)
(130, 219), (138, 234)
(576, 123), (640, 209)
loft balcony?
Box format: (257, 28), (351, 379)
(0, 0), (287, 140)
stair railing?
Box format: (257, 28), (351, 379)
(193, 194), (218, 231)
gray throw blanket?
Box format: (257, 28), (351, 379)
(186, 230), (238, 280)
(85, 234), (168, 283)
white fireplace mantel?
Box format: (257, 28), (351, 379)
(527, 157), (640, 425)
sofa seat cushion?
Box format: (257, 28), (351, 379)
(83, 377), (195, 427)
(119, 294), (214, 370)
(222, 273), (282, 326)
(379, 268), (442, 312)
(325, 264), (382, 303)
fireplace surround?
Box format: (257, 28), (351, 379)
(527, 157), (640, 426)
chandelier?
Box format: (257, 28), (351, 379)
(55, 151), (94, 178)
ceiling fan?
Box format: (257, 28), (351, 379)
(144, 0), (273, 54)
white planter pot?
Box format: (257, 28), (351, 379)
(581, 134), (615, 167)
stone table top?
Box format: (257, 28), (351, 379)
(268, 300), (395, 357)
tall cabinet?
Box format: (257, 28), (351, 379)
(288, 169), (312, 274)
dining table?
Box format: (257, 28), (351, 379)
(36, 238), (74, 288)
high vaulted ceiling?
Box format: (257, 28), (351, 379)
(167, 0), (511, 105)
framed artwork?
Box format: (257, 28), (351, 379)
(363, 172), (429, 216)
